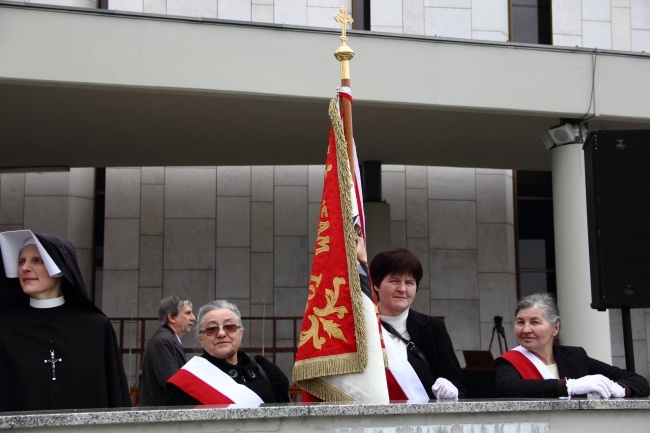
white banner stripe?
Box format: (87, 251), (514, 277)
(512, 346), (555, 379)
(383, 326), (430, 402)
(182, 357), (264, 406)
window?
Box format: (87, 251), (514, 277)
(515, 171), (556, 299)
(510, 0), (552, 44)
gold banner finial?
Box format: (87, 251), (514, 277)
(334, 6), (354, 79)
(334, 6), (354, 46)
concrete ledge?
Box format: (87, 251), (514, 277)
(2, 398), (649, 431)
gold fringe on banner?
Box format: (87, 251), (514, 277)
(293, 98), (370, 401)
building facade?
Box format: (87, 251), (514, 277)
(1, 0), (650, 385)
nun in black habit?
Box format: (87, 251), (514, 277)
(0, 230), (131, 412)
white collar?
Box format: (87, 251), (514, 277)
(380, 308), (410, 338)
(30, 296), (65, 309)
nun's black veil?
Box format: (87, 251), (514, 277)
(0, 232), (132, 410)
(0, 233), (102, 315)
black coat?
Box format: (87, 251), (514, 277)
(495, 345), (650, 398)
(0, 233), (131, 411)
(406, 309), (471, 398)
(139, 325), (187, 406)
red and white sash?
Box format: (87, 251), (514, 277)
(383, 326), (430, 402)
(499, 346), (555, 380)
(167, 356), (264, 407)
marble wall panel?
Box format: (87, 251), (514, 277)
(583, 20), (613, 49)
(218, 0), (251, 21)
(477, 223), (515, 273)
(67, 196), (94, 249)
(251, 201), (273, 253)
(251, 252), (274, 305)
(427, 166), (476, 200)
(167, 0), (217, 18)
(24, 196), (69, 236)
(102, 269), (139, 317)
(216, 247), (251, 298)
(252, 4), (273, 23)
(406, 187), (428, 238)
(553, 0), (582, 36)
(274, 186), (308, 236)
(430, 249), (478, 300)
(478, 272), (517, 323)
(217, 196), (251, 247)
(424, 7), (471, 39)
(612, 6), (632, 51)
(163, 269), (216, 310)
(139, 235), (163, 287)
(144, 0), (166, 14)
(164, 167), (216, 219)
(274, 236), (309, 288)
(404, 0), (426, 35)
(382, 169), (406, 221)
(371, 0), (403, 28)
(476, 173), (511, 224)
(163, 218), (215, 270)
(582, 0), (611, 21)
(251, 166), (273, 202)
(632, 0), (650, 29)
(25, 171), (70, 196)
(274, 0), (307, 25)
(69, 168), (95, 198)
(141, 167), (165, 185)
(0, 174), (25, 225)
(105, 168), (141, 218)
(140, 184), (164, 236)
(103, 218), (140, 270)
(217, 166), (251, 196)
(428, 200), (477, 250)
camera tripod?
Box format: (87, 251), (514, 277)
(489, 315), (508, 355)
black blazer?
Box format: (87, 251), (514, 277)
(494, 344), (650, 398)
(406, 309), (471, 398)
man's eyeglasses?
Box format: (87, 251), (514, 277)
(198, 324), (241, 336)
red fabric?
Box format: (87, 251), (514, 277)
(301, 391), (322, 402)
(500, 350), (545, 379)
(386, 368), (408, 401)
(167, 369), (235, 405)
(294, 126), (358, 362)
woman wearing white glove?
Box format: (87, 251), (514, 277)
(494, 293), (649, 398)
(432, 377), (459, 400)
(369, 249), (470, 401)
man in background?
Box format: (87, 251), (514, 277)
(139, 296), (195, 406)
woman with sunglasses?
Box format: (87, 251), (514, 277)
(166, 299), (290, 406)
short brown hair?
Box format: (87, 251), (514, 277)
(369, 248), (423, 289)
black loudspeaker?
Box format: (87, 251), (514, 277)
(585, 129), (650, 309)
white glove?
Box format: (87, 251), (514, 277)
(432, 377), (458, 400)
(610, 381), (626, 398)
(566, 374), (615, 398)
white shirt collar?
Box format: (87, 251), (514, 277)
(30, 296), (65, 309)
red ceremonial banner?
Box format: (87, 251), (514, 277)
(292, 95), (388, 403)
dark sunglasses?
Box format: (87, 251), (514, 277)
(198, 324), (241, 336)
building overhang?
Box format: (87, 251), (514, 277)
(2, 2), (650, 171)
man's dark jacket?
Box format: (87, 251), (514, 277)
(140, 325), (187, 406)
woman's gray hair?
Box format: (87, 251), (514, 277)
(515, 292), (561, 330)
(196, 299), (244, 334)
